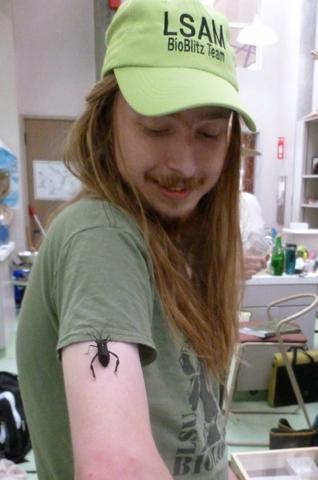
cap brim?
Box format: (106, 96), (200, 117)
(114, 67), (256, 132)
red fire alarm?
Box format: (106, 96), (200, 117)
(277, 137), (285, 160)
(109, 0), (121, 9)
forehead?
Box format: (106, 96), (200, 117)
(115, 92), (231, 123)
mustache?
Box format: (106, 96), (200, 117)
(145, 172), (205, 189)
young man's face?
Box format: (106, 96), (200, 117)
(114, 93), (231, 221)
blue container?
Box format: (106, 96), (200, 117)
(0, 224), (9, 245)
(12, 268), (30, 309)
(285, 243), (297, 275)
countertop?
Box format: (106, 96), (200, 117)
(247, 272), (318, 285)
(0, 242), (15, 262)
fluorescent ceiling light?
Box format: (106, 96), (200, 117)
(237, 14), (277, 46)
(201, 0), (216, 7)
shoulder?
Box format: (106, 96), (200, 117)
(239, 192), (265, 243)
(47, 198), (144, 246)
(37, 199), (149, 273)
(240, 192), (262, 212)
(51, 198), (139, 232)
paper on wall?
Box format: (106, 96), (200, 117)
(33, 160), (81, 201)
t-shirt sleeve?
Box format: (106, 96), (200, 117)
(54, 226), (157, 365)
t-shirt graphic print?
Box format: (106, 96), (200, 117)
(173, 344), (226, 477)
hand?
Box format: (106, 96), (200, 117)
(243, 254), (267, 280)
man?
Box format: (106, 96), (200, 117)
(240, 191), (268, 279)
(16, 1), (256, 478)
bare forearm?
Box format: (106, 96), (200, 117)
(74, 449), (173, 480)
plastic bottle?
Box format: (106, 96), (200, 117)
(0, 215), (9, 246)
(284, 243), (297, 275)
(303, 253), (315, 274)
(271, 235), (285, 276)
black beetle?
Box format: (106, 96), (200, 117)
(86, 334), (120, 379)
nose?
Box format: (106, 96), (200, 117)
(166, 137), (198, 178)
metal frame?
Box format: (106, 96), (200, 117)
(223, 293), (318, 446)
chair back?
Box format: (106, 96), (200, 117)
(267, 293), (318, 337)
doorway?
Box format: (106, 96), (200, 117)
(24, 118), (74, 248)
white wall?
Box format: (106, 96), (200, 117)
(0, 1), (26, 252)
(313, 5), (318, 111)
(12, 0), (96, 118)
(238, 0), (303, 231)
(2, 0), (95, 253)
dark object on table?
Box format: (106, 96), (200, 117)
(268, 346), (318, 407)
(270, 418), (318, 449)
(17, 250), (38, 265)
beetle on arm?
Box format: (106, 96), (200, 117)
(86, 334), (120, 378)
(62, 340), (173, 480)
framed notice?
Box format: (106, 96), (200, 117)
(33, 160), (81, 201)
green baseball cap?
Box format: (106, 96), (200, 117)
(101, 0), (256, 132)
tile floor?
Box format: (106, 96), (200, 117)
(2, 318), (318, 479)
(227, 318), (318, 470)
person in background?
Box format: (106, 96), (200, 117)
(16, 1), (256, 479)
(240, 191), (268, 279)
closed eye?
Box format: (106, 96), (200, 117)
(143, 127), (171, 137)
(198, 131), (221, 139)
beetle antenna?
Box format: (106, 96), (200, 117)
(89, 325), (102, 340)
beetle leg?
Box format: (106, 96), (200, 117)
(85, 344), (97, 355)
(90, 353), (98, 379)
(109, 351), (120, 374)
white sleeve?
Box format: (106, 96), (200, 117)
(240, 192), (265, 247)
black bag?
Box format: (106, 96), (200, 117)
(270, 418), (318, 449)
(268, 347), (318, 407)
(0, 371), (31, 463)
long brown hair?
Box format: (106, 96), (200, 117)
(64, 74), (243, 379)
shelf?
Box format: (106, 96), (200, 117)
(294, 116), (318, 229)
(304, 111), (318, 122)
(301, 203), (318, 208)
(283, 228), (318, 235)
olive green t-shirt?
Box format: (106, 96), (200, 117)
(16, 199), (227, 479)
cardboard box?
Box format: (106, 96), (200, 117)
(231, 447), (318, 479)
